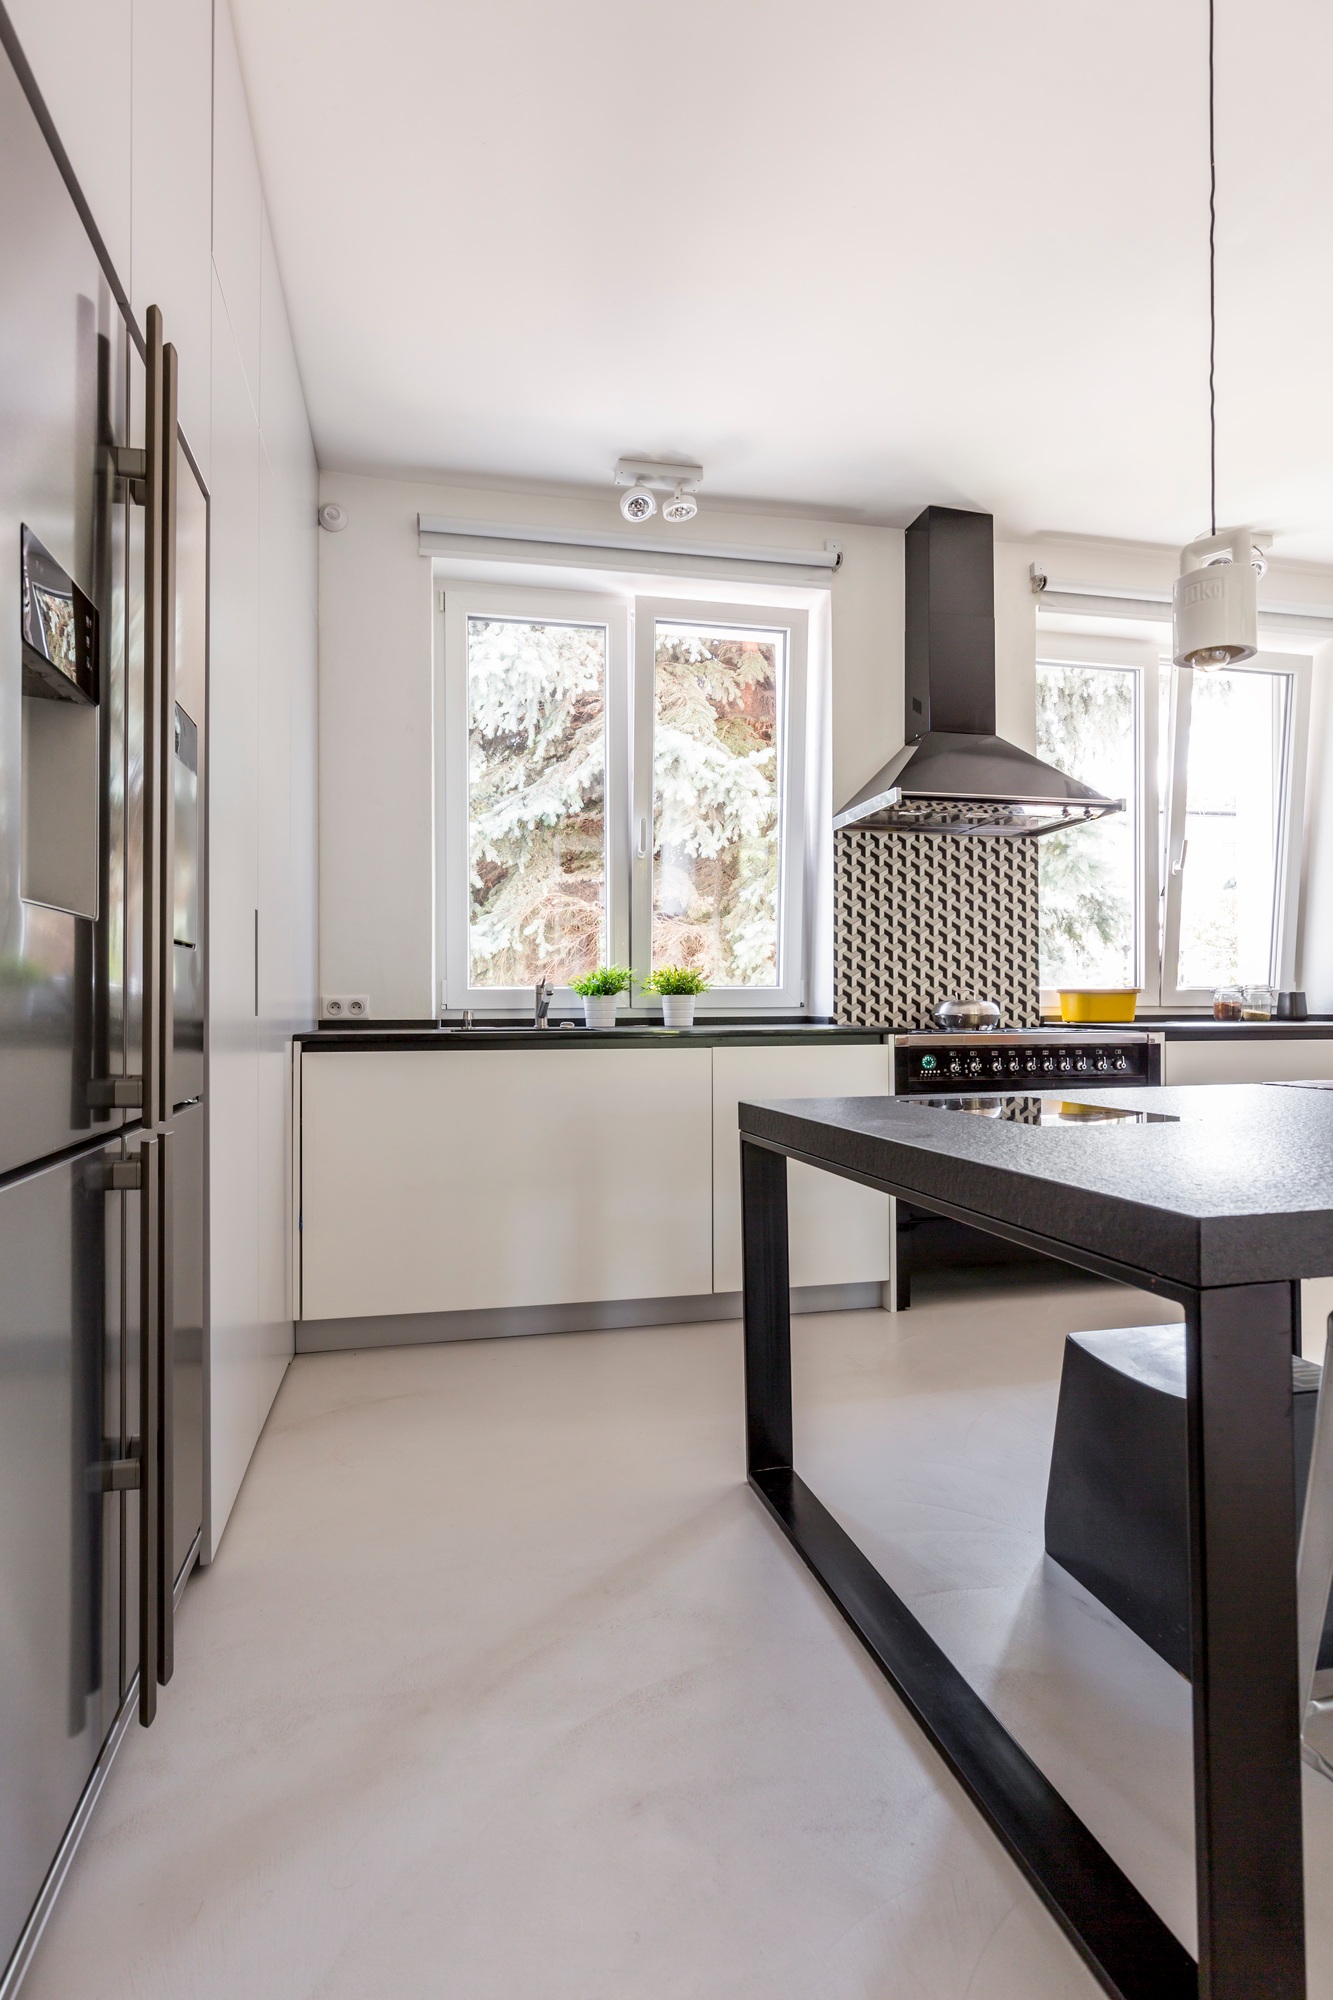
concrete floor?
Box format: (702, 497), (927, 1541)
(22, 1275), (1333, 1999)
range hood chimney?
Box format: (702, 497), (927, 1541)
(833, 506), (1123, 837)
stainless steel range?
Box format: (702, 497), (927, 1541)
(894, 1029), (1160, 1095)
(889, 1029), (1162, 1304)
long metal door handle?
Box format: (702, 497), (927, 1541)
(137, 1133), (160, 1726)
(136, 305), (180, 1724)
(157, 1126), (175, 1685)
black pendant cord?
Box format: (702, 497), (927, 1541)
(1208, 0), (1217, 537)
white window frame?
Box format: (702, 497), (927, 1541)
(1035, 644), (1157, 1005)
(632, 597), (808, 1015)
(1160, 649), (1310, 1008)
(436, 582), (809, 1016)
(1036, 635), (1310, 1011)
(438, 583), (631, 1016)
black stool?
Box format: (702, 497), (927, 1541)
(1044, 1324), (1329, 1677)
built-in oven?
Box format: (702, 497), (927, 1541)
(889, 1029), (1162, 1306)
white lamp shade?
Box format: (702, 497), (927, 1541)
(1172, 529), (1259, 669)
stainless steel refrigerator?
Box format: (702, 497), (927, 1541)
(0, 19), (207, 1991)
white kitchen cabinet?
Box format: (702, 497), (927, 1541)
(5, 0), (133, 284)
(301, 1048), (715, 1321)
(207, 273), (262, 1540)
(711, 1044), (892, 1293)
(1160, 1038), (1333, 1360)
(1161, 1038), (1333, 1085)
(210, 0), (262, 406)
(130, 0), (214, 474)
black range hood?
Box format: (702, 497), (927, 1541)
(833, 506), (1123, 837)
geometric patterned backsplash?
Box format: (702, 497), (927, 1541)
(833, 826), (1040, 1030)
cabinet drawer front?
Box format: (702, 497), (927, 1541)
(1162, 1040), (1333, 1086)
(712, 1045), (892, 1293)
(301, 1048), (714, 1320)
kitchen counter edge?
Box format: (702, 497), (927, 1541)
(297, 1024), (893, 1051)
(298, 1017), (1333, 1051)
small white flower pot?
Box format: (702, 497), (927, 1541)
(583, 994), (619, 1029)
(661, 994), (696, 1028)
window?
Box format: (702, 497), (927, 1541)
(465, 614), (610, 986)
(441, 585), (808, 1012)
(1036, 661), (1140, 989)
(1168, 667), (1294, 993)
(1037, 648), (1308, 1007)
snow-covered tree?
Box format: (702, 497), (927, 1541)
(467, 617), (606, 986)
(1036, 662), (1135, 984)
(651, 628), (779, 985)
(465, 617), (782, 988)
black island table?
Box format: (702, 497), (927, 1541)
(738, 1082), (1333, 2000)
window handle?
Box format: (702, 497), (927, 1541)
(637, 816), (648, 859)
(1171, 834), (1189, 877)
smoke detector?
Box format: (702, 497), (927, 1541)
(318, 501), (348, 532)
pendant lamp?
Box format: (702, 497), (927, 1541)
(1172, 0), (1265, 671)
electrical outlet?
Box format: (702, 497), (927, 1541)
(322, 994), (370, 1020)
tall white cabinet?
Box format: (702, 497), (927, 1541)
(6, 0), (319, 1555)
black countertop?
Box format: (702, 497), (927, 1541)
(1149, 1017), (1333, 1040)
(299, 1023), (889, 1051)
(298, 1017), (1333, 1051)
(738, 1082), (1333, 1289)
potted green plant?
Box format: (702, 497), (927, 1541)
(569, 965), (631, 1028)
(642, 966), (710, 1029)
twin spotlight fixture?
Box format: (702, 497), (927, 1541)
(615, 458), (702, 526)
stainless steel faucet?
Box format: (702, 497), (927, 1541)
(534, 978), (553, 1029)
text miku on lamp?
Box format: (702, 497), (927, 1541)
(1172, 527), (1265, 670)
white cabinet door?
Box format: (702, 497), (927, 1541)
(6, 0), (133, 284)
(301, 1048), (715, 1321)
(130, 0), (213, 473)
(1162, 1039), (1333, 1085)
(712, 1045), (892, 1293)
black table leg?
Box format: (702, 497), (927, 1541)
(741, 1137), (792, 1476)
(737, 1135), (1330, 1997)
(1187, 1283), (1305, 2000)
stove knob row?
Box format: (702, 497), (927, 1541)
(918, 1044), (1135, 1087)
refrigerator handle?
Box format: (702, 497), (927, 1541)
(137, 1132), (161, 1727)
(155, 341), (179, 1689)
(137, 307), (180, 1723)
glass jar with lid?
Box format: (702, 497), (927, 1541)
(1212, 986), (1244, 1021)
(1242, 984), (1277, 1021)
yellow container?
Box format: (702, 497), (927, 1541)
(1057, 988), (1140, 1024)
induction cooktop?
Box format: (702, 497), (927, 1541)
(917, 1095), (1178, 1126)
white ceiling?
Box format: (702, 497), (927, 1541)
(230, 0), (1333, 561)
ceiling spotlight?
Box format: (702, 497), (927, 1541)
(614, 457), (703, 526)
(662, 484), (698, 524)
(620, 484), (657, 523)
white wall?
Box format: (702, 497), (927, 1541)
(317, 470), (903, 1018)
(319, 484), (1333, 1020)
(5, 0), (319, 1555)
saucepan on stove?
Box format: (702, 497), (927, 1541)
(932, 997), (1001, 1031)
